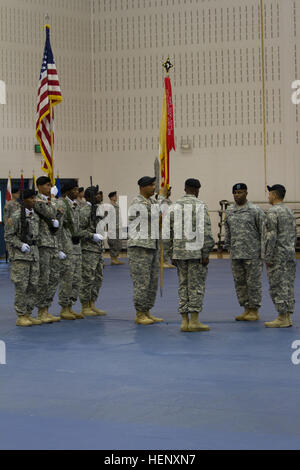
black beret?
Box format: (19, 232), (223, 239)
(78, 187), (84, 193)
(12, 186), (20, 194)
(232, 183), (247, 193)
(22, 189), (37, 200)
(267, 184), (286, 193)
(108, 191), (117, 199)
(61, 179), (78, 194)
(138, 176), (156, 187)
(84, 185), (99, 198)
(185, 178), (201, 189)
(36, 176), (51, 186)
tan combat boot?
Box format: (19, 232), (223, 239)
(90, 301), (107, 316)
(45, 307), (60, 322)
(145, 311), (163, 323)
(188, 312), (210, 332)
(26, 313), (42, 325)
(16, 315), (33, 327)
(81, 303), (97, 317)
(60, 306), (76, 320)
(38, 307), (53, 324)
(135, 311), (154, 325)
(244, 309), (260, 322)
(163, 262), (176, 269)
(111, 257), (125, 265)
(288, 313), (293, 327)
(265, 313), (291, 328)
(180, 313), (189, 332)
(68, 305), (84, 319)
(235, 308), (250, 321)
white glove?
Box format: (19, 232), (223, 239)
(51, 186), (58, 197)
(52, 219), (59, 228)
(21, 243), (30, 253)
(93, 233), (103, 242)
(58, 251), (67, 260)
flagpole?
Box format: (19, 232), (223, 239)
(260, 0), (267, 194)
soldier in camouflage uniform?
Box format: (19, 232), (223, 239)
(107, 191), (124, 265)
(263, 185), (297, 328)
(169, 179), (215, 332)
(79, 186), (106, 317)
(34, 176), (64, 324)
(5, 189), (42, 327)
(3, 186), (20, 225)
(127, 176), (167, 325)
(57, 180), (84, 320)
(224, 183), (265, 322)
(161, 187), (175, 269)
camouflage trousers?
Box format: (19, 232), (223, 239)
(36, 247), (60, 309)
(266, 259), (296, 314)
(108, 237), (122, 258)
(71, 254), (82, 304)
(231, 259), (263, 310)
(58, 253), (82, 307)
(176, 259), (208, 314)
(128, 247), (159, 312)
(79, 250), (103, 305)
(10, 260), (39, 316)
(163, 240), (172, 262)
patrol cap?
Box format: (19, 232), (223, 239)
(138, 176), (156, 187)
(108, 191), (117, 199)
(232, 183), (247, 193)
(36, 176), (51, 186)
(267, 184), (286, 198)
(61, 179), (78, 194)
(267, 184), (286, 193)
(22, 189), (37, 200)
(185, 178), (201, 189)
(84, 185), (99, 198)
(12, 186), (20, 194)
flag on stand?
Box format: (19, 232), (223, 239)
(20, 171), (24, 193)
(5, 175), (12, 203)
(32, 174), (37, 191)
(55, 176), (62, 198)
(36, 24), (62, 186)
(159, 76), (175, 188)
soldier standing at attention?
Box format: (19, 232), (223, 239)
(5, 189), (42, 326)
(170, 179), (215, 332)
(57, 180), (84, 320)
(263, 185), (297, 328)
(34, 176), (63, 324)
(107, 191), (124, 265)
(224, 183), (265, 322)
(76, 187), (86, 207)
(3, 186), (20, 225)
(79, 186), (106, 317)
(161, 186), (175, 269)
(127, 176), (165, 325)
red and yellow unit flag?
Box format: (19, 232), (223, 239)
(159, 75), (175, 189)
(5, 174), (12, 203)
(36, 24), (62, 186)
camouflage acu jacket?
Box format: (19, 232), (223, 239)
(4, 209), (39, 262)
(57, 197), (77, 254)
(3, 200), (20, 225)
(127, 194), (161, 250)
(262, 203), (297, 263)
(169, 194), (215, 260)
(79, 203), (103, 254)
(34, 193), (63, 249)
(224, 201), (265, 259)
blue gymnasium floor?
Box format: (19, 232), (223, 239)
(0, 258), (299, 450)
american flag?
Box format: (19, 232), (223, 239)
(36, 25), (62, 185)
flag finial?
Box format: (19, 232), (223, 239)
(162, 57), (174, 75)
